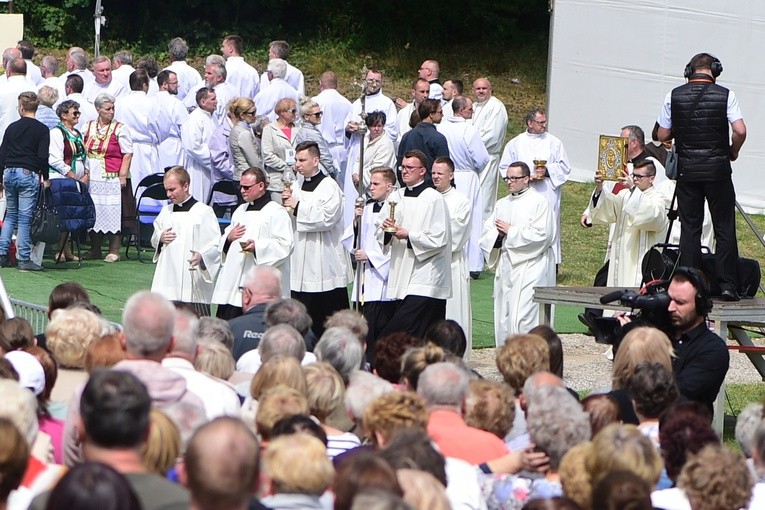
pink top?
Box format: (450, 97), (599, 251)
(39, 416), (65, 464)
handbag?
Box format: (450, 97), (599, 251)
(30, 184), (60, 245)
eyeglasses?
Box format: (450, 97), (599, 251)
(632, 174), (653, 180)
(240, 183), (255, 191)
(401, 165), (423, 172)
(287, 109), (297, 114)
(69, 111), (81, 117)
(309, 111), (323, 118)
(244, 109), (256, 115)
(503, 175), (528, 183)
(532, 119), (547, 125)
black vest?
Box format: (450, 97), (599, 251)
(670, 81), (731, 182)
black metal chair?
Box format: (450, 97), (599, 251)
(131, 182), (169, 262)
(206, 180), (242, 233)
(124, 173), (167, 260)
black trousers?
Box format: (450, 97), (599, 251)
(378, 295), (446, 340)
(362, 300), (397, 362)
(676, 177), (739, 290)
(292, 287), (350, 338)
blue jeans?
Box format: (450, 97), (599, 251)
(0, 168), (40, 261)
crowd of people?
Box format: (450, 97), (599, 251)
(0, 36), (754, 510)
(0, 275), (759, 510)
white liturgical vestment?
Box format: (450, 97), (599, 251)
(480, 187), (556, 346)
(155, 90), (190, 169)
(181, 108), (216, 202)
(115, 91), (162, 194)
(341, 201), (393, 303)
(469, 96), (507, 225)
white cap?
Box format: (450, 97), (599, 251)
(4, 351), (45, 396)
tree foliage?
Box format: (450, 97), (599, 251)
(7, 0), (548, 51)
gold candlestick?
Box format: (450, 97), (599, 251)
(384, 200), (398, 233)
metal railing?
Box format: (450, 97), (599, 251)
(9, 298), (49, 335)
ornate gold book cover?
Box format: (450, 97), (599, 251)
(597, 135), (627, 181)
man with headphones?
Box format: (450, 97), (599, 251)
(667, 267), (729, 415)
(655, 53), (747, 301)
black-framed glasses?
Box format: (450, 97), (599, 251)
(69, 111), (81, 117)
(244, 109), (256, 115)
(240, 183), (255, 191)
(287, 108), (297, 114)
(503, 175), (528, 183)
(310, 111), (323, 118)
(632, 174), (652, 180)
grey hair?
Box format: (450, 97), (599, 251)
(344, 371), (394, 421)
(37, 85), (58, 107)
(205, 54), (225, 67)
(173, 308), (200, 356)
(122, 291), (176, 357)
(244, 265), (282, 300)
(525, 106), (545, 125)
(267, 59), (287, 80)
(621, 124), (646, 149)
(2, 48), (20, 66)
(40, 55), (58, 74)
(0, 379), (38, 445)
(526, 385), (591, 470)
(114, 50), (133, 65)
(70, 50), (88, 70)
(94, 93), (116, 110)
(264, 299), (312, 336)
(168, 37), (189, 60)
(259, 324), (305, 363)
(314, 327), (364, 383)
(416, 362), (469, 407)
(452, 96), (469, 113)
(735, 403), (764, 458)
(197, 317), (234, 350)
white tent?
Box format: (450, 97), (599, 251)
(547, 0), (765, 213)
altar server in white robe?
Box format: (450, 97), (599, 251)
(480, 161), (556, 346)
(342, 69), (398, 226)
(155, 70), (189, 169)
(212, 168), (293, 317)
(151, 167), (221, 307)
(469, 78), (507, 225)
(181, 87), (217, 202)
(590, 160), (669, 288)
(377, 149), (451, 340)
(282, 141), (352, 338)
(437, 96), (489, 275)
(432, 157), (473, 355)
(114, 70), (162, 195)
(341, 166), (397, 359)
(499, 107), (571, 264)
(313, 71), (352, 179)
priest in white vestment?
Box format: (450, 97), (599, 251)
(212, 168), (293, 314)
(114, 71), (162, 195)
(437, 96), (489, 275)
(432, 157), (473, 357)
(254, 59), (299, 122)
(164, 37), (203, 101)
(469, 78), (508, 226)
(258, 40), (305, 96)
(395, 78), (430, 144)
(181, 87), (217, 202)
(222, 35), (260, 99)
(499, 108), (571, 265)
(283, 141), (352, 338)
(341, 167), (397, 360)
(377, 150), (451, 339)
(83, 57), (128, 104)
(204, 63), (237, 126)
(480, 162), (556, 347)
(590, 160), (669, 288)
(313, 71), (352, 180)
(342, 70), (398, 227)
(151, 167), (221, 308)
(155, 70), (189, 169)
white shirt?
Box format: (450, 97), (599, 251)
(60, 68), (95, 86)
(83, 79), (128, 104)
(24, 60), (43, 86)
(657, 88), (742, 129)
(161, 357), (241, 419)
(225, 56), (260, 98)
(0, 76), (36, 140)
(111, 64), (136, 91)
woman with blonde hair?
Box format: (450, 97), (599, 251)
(303, 362), (360, 459)
(396, 469), (451, 510)
(261, 98), (301, 203)
(227, 97), (261, 181)
(141, 408), (182, 476)
(241, 355), (307, 426)
(294, 97), (336, 178)
(194, 339), (236, 380)
(609, 326), (674, 423)
(399, 342), (446, 391)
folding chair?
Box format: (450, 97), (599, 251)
(207, 180), (242, 233)
(134, 183), (169, 263)
(124, 173), (166, 260)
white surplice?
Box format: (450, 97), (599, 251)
(253, 79), (300, 122)
(313, 88), (352, 175)
(225, 56), (260, 99)
(155, 90), (190, 169)
(438, 116), (490, 272)
(111, 64), (135, 91)
(150, 201), (221, 303)
(211, 82), (237, 126)
(164, 61), (203, 102)
(396, 102), (416, 143)
(341, 201), (392, 304)
(378, 185), (451, 300)
(499, 130), (571, 264)
(480, 187), (556, 346)
(212, 199), (293, 306)
(83, 79), (128, 104)
(259, 63), (305, 96)
(468, 96), (507, 224)
(290, 174), (352, 292)
(441, 187), (473, 356)
(115, 91), (162, 194)
(181, 108), (216, 202)
(591, 185), (669, 287)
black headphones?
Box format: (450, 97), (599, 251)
(684, 53), (723, 80)
(671, 266), (713, 316)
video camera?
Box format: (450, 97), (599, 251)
(591, 280), (673, 352)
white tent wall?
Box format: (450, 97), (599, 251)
(547, 0), (765, 213)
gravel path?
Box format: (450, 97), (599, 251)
(468, 333), (764, 392)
